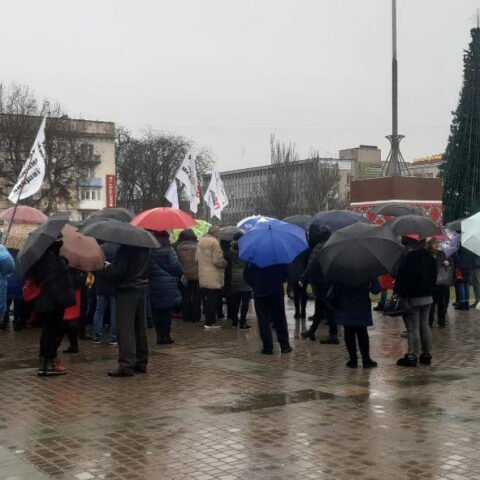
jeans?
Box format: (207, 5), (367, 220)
(115, 290), (149, 372)
(403, 304), (432, 357)
(254, 295), (290, 351)
(471, 269), (480, 303)
(292, 283), (307, 317)
(182, 280), (201, 322)
(93, 295), (117, 342)
(457, 281), (470, 305)
(230, 291), (251, 324)
(153, 308), (172, 341)
(204, 289), (220, 326)
(38, 309), (64, 360)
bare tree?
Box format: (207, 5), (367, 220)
(0, 82), (87, 214)
(256, 134), (296, 218)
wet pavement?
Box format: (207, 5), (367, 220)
(1, 299), (480, 479)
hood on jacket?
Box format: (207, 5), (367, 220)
(308, 224), (332, 249)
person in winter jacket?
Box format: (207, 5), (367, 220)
(1, 248), (23, 331)
(29, 240), (76, 376)
(229, 232), (252, 329)
(332, 280), (380, 369)
(149, 231), (183, 344)
(93, 242), (119, 344)
(218, 239), (233, 320)
(427, 238), (452, 328)
(299, 225), (339, 344)
(394, 239), (437, 367)
(196, 226), (227, 329)
(244, 263), (292, 355)
(177, 229), (201, 322)
(106, 244), (150, 377)
(288, 248), (309, 319)
(453, 246), (475, 310)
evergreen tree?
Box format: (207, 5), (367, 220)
(443, 28), (480, 222)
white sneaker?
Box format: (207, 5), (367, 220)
(204, 324), (221, 330)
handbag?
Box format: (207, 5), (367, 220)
(383, 295), (412, 317)
(22, 277), (42, 302)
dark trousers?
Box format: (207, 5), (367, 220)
(430, 285), (448, 326)
(204, 289), (220, 326)
(309, 286), (337, 337)
(230, 291), (251, 324)
(58, 320), (79, 350)
(38, 309), (65, 360)
(292, 284), (307, 317)
(254, 295), (290, 351)
(344, 326), (370, 362)
(116, 290), (149, 372)
(153, 308), (172, 341)
(4, 298), (28, 329)
(182, 280), (201, 322)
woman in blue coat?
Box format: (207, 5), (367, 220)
(149, 231), (183, 344)
(332, 280), (380, 369)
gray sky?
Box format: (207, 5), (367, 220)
(1, 0), (478, 170)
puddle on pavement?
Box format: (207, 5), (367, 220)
(202, 389), (337, 414)
(397, 372), (467, 387)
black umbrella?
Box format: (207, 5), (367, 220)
(319, 223), (404, 286)
(82, 220), (159, 248)
(283, 215), (312, 230)
(88, 207), (134, 223)
(387, 214), (442, 239)
(445, 219), (464, 231)
(371, 203), (424, 217)
(309, 210), (369, 232)
(16, 215), (69, 275)
(220, 226), (242, 241)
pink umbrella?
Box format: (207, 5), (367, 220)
(131, 207), (196, 232)
(0, 206), (47, 224)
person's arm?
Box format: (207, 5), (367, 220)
(212, 241), (227, 269)
(300, 249), (315, 286)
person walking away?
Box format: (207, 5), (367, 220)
(0, 246), (15, 333)
(106, 245), (150, 377)
(29, 240), (76, 376)
(93, 242), (119, 344)
(149, 231), (183, 344)
(288, 248), (309, 319)
(299, 225), (339, 344)
(395, 239), (437, 367)
(60, 269), (87, 353)
(229, 232), (252, 329)
(427, 238), (452, 328)
(177, 229), (201, 322)
(244, 262), (292, 355)
(331, 280), (380, 368)
(454, 246), (475, 311)
(196, 226), (227, 329)
(218, 239), (233, 320)
(2, 249), (26, 331)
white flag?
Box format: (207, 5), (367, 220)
(165, 178), (179, 209)
(188, 156), (201, 214)
(204, 166), (228, 219)
(8, 116), (47, 204)
(175, 157), (192, 199)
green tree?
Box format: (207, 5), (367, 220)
(443, 28), (480, 222)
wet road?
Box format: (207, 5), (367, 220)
(0, 299), (479, 479)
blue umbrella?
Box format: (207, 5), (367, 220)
(309, 210), (369, 232)
(237, 215), (275, 231)
(238, 218), (308, 267)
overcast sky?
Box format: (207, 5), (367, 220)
(1, 0), (478, 170)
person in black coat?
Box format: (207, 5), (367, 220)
(29, 240), (76, 376)
(149, 231), (183, 344)
(244, 263), (292, 355)
(288, 249), (309, 319)
(394, 239), (437, 367)
(106, 244), (150, 377)
(453, 246), (475, 310)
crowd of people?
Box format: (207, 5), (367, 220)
(0, 219), (474, 377)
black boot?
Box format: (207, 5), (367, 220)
(239, 319), (251, 329)
(397, 354), (417, 367)
(301, 330), (316, 341)
(419, 354), (432, 365)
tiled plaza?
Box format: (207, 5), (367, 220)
(0, 299), (480, 480)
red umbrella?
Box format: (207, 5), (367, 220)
(60, 224), (105, 272)
(131, 207), (196, 232)
(0, 206), (47, 224)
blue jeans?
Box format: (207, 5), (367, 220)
(93, 295), (117, 341)
(457, 281), (470, 305)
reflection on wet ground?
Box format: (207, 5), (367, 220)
(1, 299), (480, 479)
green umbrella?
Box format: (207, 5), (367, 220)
(170, 219), (211, 242)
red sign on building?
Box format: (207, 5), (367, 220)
(106, 175), (117, 208)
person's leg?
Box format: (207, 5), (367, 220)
(374, 289), (387, 310)
(270, 295), (291, 351)
(471, 269), (480, 306)
(356, 326), (376, 367)
(239, 291), (251, 328)
(112, 291), (137, 374)
(38, 309), (66, 375)
(299, 285), (308, 319)
(182, 281), (192, 322)
(302, 297), (326, 340)
(65, 320), (79, 352)
(156, 308), (173, 344)
(109, 296), (117, 342)
(230, 292), (241, 327)
(205, 289), (219, 326)
(216, 290), (225, 319)
(343, 326), (357, 366)
(457, 282), (470, 309)
(93, 295), (107, 342)
(429, 288), (438, 327)
(1, 297), (12, 329)
(191, 281), (201, 322)
(13, 298), (26, 330)
(292, 284), (301, 318)
(254, 297), (274, 353)
(398, 310), (420, 366)
(320, 307), (339, 344)
(134, 292), (149, 370)
(418, 304), (433, 363)
(437, 286), (447, 327)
